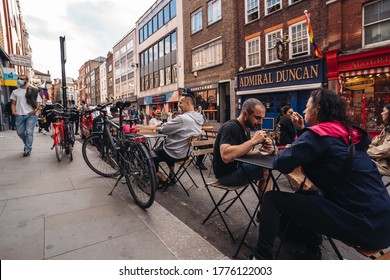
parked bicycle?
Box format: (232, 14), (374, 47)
(46, 103), (78, 161)
(81, 101), (157, 209)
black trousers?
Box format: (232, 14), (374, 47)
(253, 191), (376, 259)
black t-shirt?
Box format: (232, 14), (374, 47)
(213, 119), (250, 179)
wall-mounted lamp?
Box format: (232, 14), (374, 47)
(238, 66), (244, 72)
(131, 62), (139, 68)
(193, 71), (198, 77)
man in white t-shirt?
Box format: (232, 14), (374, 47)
(10, 75), (42, 156)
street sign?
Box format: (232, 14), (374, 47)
(9, 54), (32, 67)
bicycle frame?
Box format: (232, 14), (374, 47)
(52, 119), (65, 145)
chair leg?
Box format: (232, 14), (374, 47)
(327, 236), (344, 260)
(203, 189), (236, 242)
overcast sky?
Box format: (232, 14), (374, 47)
(19, 0), (156, 79)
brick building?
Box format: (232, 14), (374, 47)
(106, 51), (114, 102)
(325, 0), (390, 136)
(183, 0), (238, 123)
(236, 0), (328, 129)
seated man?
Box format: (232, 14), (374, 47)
(367, 103), (390, 177)
(153, 94), (204, 187)
(213, 98), (273, 188)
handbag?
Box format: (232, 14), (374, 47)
(25, 87), (39, 109)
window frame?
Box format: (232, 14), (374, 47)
(207, 0), (222, 26)
(191, 8), (203, 34)
(265, 29), (282, 64)
(246, 37), (261, 68)
(289, 20), (310, 59)
(362, 0), (390, 47)
(264, 0), (282, 16)
(191, 38), (223, 72)
(245, 0), (259, 24)
(288, 0), (302, 5)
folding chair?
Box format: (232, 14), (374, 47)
(161, 134), (201, 196)
(196, 145), (253, 242)
(327, 237), (390, 260)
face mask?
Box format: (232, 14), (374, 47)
(17, 79), (26, 86)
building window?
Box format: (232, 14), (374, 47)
(246, 37), (260, 67)
(266, 29), (282, 64)
(108, 77), (112, 87)
(171, 31), (177, 51)
(191, 8), (203, 34)
(164, 36), (170, 54)
(154, 71), (159, 88)
(172, 64), (178, 83)
(207, 0), (222, 25)
(192, 39), (223, 71)
(170, 0), (176, 18)
(265, 0), (281, 15)
(165, 66), (171, 84)
(363, 0), (390, 46)
(289, 21), (309, 58)
(246, 0), (259, 23)
(160, 69), (165, 87)
(164, 4), (170, 24)
(289, 0), (302, 5)
(108, 64), (112, 72)
(159, 40), (164, 57)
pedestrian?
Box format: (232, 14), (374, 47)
(41, 100), (54, 135)
(161, 109), (169, 123)
(130, 105), (139, 124)
(5, 100), (16, 130)
(149, 110), (163, 126)
(139, 108), (145, 125)
(367, 103), (390, 176)
(70, 100), (80, 135)
(10, 75), (42, 156)
(252, 89), (390, 260)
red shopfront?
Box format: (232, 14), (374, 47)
(326, 47), (390, 138)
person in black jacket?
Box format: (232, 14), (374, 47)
(252, 89), (390, 260)
(276, 105), (296, 145)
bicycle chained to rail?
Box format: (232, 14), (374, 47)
(45, 103), (78, 161)
(81, 101), (158, 209)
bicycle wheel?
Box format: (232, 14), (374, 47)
(55, 128), (64, 161)
(82, 134), (120, 177)
(123, 142), (157, 208)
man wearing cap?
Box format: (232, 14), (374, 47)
(149, 110), (163, 126)
(10, 75), (42, 156)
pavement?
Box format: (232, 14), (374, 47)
(1, 127), (389, 260)
(0, 128), (227, 260)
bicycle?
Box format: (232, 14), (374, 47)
(81, 101), (157, 209)
(46, 104), (78, 161)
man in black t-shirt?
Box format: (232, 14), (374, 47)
(213, 98), (273, 187)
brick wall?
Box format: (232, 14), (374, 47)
(183, 0), (238, 87)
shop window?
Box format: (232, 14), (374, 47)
(246, 0), (259, 23)
(363, 0), (390, 47)
(341, 73), (390, 131)
(289, 21), (309, 58)
(246, 37), (261, 68)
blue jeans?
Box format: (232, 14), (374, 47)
(15, 115), (38, 153)
(218, 163), (263, 186)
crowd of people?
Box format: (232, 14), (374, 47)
(5, 80), (390, 260)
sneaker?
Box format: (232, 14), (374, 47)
(42, 131), (47, 135)
(196, 162), (208, 170)
(23, 151), (31, 157)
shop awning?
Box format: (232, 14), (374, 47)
(340, 67), (389, 77)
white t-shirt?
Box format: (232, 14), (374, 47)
(149, 118), (163, 127)
(10, 87), (42, 115)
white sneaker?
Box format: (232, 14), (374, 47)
(42, 131), (47, 135)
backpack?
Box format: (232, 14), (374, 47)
(25, 87), (39, 109)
